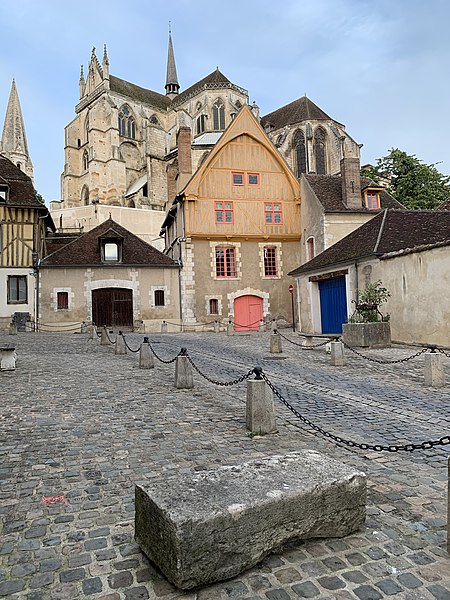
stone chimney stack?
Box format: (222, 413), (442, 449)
(340, 157), (361, 210)
(177, 127), (192, 192)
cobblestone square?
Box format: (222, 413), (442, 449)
(1, 331), (449, 599)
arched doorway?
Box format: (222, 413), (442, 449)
(92, 288), (133, 328)
(234, 295), (263, 331)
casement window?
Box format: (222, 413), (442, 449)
(57, 291), (69, 310)
(232, 172), (260, 186)
(248, 173), (259, 185)
(215, 201), (233, 224)
(264, 202), (282, 224)
(307, 237), (315, 260)
(264, 247), (278, 276)
(365, 191), (380, 210)
(232, 172), (244, 186)
(209, 298), (219, 315)
(118, 105), (136, 139)
(215, 247), (237, 278)
(154, 290), (165, 307)
(7, 276), (27, 304)
(103, 242), (119, 261)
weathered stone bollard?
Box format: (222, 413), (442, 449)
(447, 456), (450, 554)
(227, 320), (233, 336)
(81, 321), (87, 334)
(330, 341), (346, 366)
(246, 367), (277, 435)
(0, 344), (16, 371)
(303, 335), (314, 347)
(213, 320), (220, 333)
(88, 324), (96, 340)
(161, 320), (168, 334)
(258, 320), (265, 333)
(175, 348), (194, 389)
(424, 349), (445, 387)
(139, 337), (154, 369)
(271, 319), (277, 332)
(115, 331), (127, 355)
(100, 326), (109, 346)
(270, 330), (282, 354)
(8, 322), (17, 335)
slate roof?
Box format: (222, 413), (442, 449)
(261, 96), (333, 130)
(304, 174), (403, 213)
(42, 218), (179, 268)
(289, 209), (450, 277)
(173, 68), (245, 106)
(0, 154), (43, 208)
(110, 76), (171, 111)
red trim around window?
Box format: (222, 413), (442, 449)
(264, 202), (283, 224)
(232, 172), (244, 186)
(366, 191), (380, 210)
(215, 201), (234, 224)
(215, 247), (237, 278)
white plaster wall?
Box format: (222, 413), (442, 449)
(0, 268), (36, 324)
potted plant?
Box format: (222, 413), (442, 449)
(342, 281), (391, 348)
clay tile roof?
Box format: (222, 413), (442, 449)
(42, 218), (179, 268)
(304, 174), (403, 212)
(289, 209), (450, 277)
(260, 96), (333, 130)
(0, 154), (44, 208)
(110, 76), (171, 111)
(173, 68), (246, 106)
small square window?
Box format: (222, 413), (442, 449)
(248, 173), (259, 185)
(57, 291), (69, 310)
(154, 290), (165, 307)
(232, 173), (243, 186)
(215, 201), (233, 224)
(209, 299), (219, 315)
(366, 192), (380, 210)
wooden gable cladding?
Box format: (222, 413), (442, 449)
(0, 205), (37, 267)
(182, 105), (301, 239)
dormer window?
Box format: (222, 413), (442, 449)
(0, 185), (8, 202)
(100, 234), (123, 263)
(365, 190), (381, 210)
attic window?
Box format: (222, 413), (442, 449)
(0, 186), (8, 202)
(365, 191), (380, 210)
(101, 239), (122, 262)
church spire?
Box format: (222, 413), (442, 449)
(0, 80), (34, 182)
(165, 27), (180, 99)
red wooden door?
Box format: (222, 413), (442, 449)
(234, 295), (263, 331)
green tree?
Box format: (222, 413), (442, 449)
(361, 149), (450, 209)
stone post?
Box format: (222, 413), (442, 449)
(161, 320), (168, 334)
(258, 320), (265, 333)
(270, 330), (282, 354)
(227, 321), (234, 336)
(271, 319), (277, 333)
(101, 326), (109, 346)
(81, 321), (87, 334)
(139, 337), (154, 369)
(213, 320), (220, 333)
(330, 341), (346, 366)
(303, 335), (313, 348)
(88, 324), (95, 341)
(115, 331), (127, 355)
(447, 456), (450, 554)
(246, 367), (277, 435)
(175, 349), (194, 389)
(424, 350), (445, 387)
(8, 322), (17, 335)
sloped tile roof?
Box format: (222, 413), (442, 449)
(110, 76), (171, 111)
(42, 218), (179, 268)
(289, 209), (450, 276)
(0, 154), (44, 208)
(261, 96), (333, 130)
(305, 174), (403, 212)
(172, 68), (247, 107)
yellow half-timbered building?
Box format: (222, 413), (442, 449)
(161, 105), (301, 329)
(0, 155), (53, 330)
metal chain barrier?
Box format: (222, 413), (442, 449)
(230, 318), (262, 328)
(184, 350), (255, 386)
(277, 330), (333, 349)
(105, 330), (117, 345)
(147, 340), (181, 364)
(341, 340), (428, 364)
(261, 370), (450, 453)
(438, 347), (450, 359)
(122, 335), (142, 353)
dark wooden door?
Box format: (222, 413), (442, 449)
(92, 288), (133, 328)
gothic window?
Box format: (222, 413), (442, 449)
(84, 115), (89, 142)
(314, 127), (327, 175)
(196, 114), (206, 135)
(81, 185), (89, 206)
(82, 150), (89, 171)
(149, 114), (160, 126)
(213, 100), (225, 131)
(235, 100), (242, 108)
(293, 129), (307, 176)
(118, 105), (136, 139)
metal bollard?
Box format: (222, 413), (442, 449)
(100, 326), (109, 346)
(246, 367), (277, 435)
(227, 320), (234, 336)
(139, 337), (154, 369)
(175, 348), (194, 389)
(213, 320), (220, 334)
(115, 331), (127, 355)
(330, 341), (346, 366)
(161, 320), (168, 334)
(424, 349), (445, 387)
(270, 330), (282, 354)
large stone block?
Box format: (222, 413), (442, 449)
(135, 450), (366, 589)
(342, 322), (391, 348)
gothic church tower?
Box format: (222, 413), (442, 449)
(1, 80), (34, 183)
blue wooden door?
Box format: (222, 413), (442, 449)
(319, 277), (347, 334)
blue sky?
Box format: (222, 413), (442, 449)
(1, 0), (449, 202)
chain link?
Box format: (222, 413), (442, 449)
(105, 330), (117, 345)
(261, 371), (450, 453)
(277, 331), (333, 349)
(147, 341), (180, 364)
(437, 347), (450, 359)
(122, 336), (142, 353)
(341, 341), (428, 364)
(184, 352), (255, 386)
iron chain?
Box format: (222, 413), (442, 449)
(147, 341), (180, 364)
(122, 336), (141, 353)
(185, 352), (254, 386)
(341, 341), (428, 364)
(277, 331), (333, 349)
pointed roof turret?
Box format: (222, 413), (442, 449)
(165, 29), (180, 99)
(79, 65), (86, 98)
(0, 80), (34, 182)
(102, 44), (110, 81)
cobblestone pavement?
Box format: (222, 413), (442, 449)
(1, 330), (449, 600)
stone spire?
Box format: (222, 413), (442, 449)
(1, 80), (34, 182)
(165, 29), (180, 99)
(79, 65), (86, 98)
(102, 44), (110, 81)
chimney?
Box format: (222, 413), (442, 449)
(177, 127), (192, 192)
(340, 157), (361, 210)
